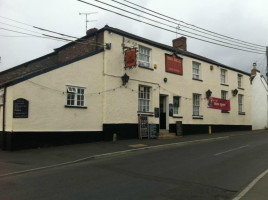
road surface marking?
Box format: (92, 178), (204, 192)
(0, 136), (229, 178)
(128, 144), (147, 148)
(214, 145), (249, 156)
(232, 168), (268, 200)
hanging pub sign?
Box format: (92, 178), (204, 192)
(13, 98), (29, 118)
(208, 97), (230, 111)
(124, 48), (137, 69)
(165, 53), (183, 75)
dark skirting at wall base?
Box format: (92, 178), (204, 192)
(169, 124), (252, 135)
(103, 123), (139, 141)
(1, 131), (103, 151)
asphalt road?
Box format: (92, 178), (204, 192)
(1, 132), (268, 200)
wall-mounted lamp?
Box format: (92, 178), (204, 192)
(210, 65), (214, 70)
(206, 89), (212, 99)
(121, 73), (129, 86)
(232, 89), (238, 96)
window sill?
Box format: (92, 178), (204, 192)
(192, 115), (203, 119)
(137, 111), (154, 116)
(65, 105), (87, 109)
(221, 110), (230, 113)
(173, 115), (183, 118)
(238, 112), (246, 115)
(192, 78), (203, 82)
(138, 65), (154, 71)
(221, 83), (229, 87)
(238, 87), (244, 90)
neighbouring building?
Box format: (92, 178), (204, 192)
(0, 25), (252, 150)
(251, 63), (268, 130)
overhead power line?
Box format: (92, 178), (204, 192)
(91, 0), (265, 53)
(0, 15), (105, 47)
(122, 0), (266, 48)
(77, 0), (265, 54)
(111, 0), (264, 50)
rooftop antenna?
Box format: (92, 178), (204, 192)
(79, 12), (98, 32)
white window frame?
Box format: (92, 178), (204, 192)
(238, 94), (243, 113)
(221, 69), (227, 84)
(221, 90), (228, 100)
(138, 85), (151, 112)
(173, 96), (180, 115)
(138, 45), (151, 68)
(238, 74), (243, 88)
(66, 86), (85, 107)
(193, 94), (201, 116)
(192, 62), (201, 80)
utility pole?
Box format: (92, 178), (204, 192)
(266, 46), (268, 81)
(79, 12), (97, 32)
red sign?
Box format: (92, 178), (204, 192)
(125, 48), (136, 68)
(208, 97), (230, 111)
(165, 54), (183, 75)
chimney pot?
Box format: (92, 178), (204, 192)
(251, 63), (260, 75)
(172, 37), (187, 51)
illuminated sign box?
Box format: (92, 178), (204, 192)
(208, 97), (230, 111)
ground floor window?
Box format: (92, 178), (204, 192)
(66, 86), (85, 107)
(238, 94), (243, 113)
(193, 94), (201, 116)
(173, 96), (180, 115)
(138, 85), (151, 112)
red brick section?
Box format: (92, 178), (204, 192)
(172, 37), (187, 51)
(0, 29), (104, 85)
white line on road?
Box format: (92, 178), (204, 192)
(232, 168), (268, 200)
(214, 145), (249, 156)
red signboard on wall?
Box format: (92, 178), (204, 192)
(125, 48), (136, 68)
(165, 53), (183, 75)
(208, 97), (230, 111)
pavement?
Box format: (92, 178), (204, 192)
(0, 129), (268, 200)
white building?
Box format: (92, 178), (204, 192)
(251, 64), (268, 130)
(0, 26), (252, 150)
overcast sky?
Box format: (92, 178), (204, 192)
(0, 0), (267, 76)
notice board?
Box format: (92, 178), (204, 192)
(138, 115), (149, 139)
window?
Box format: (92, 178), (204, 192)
(221, 90), (228, 100)
(238, 94), (243, 113)
(173, 96), (180, 115)
(66, 86), (85, 107)
(192, 62), (200, 80)
(139, 46), (151, 68)
(193, 94), (201, 116)
(221, 69), (227, 84)
(138, 86), (151, 112)
(238, 74), (243, 88)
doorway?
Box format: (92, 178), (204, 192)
(160, 95), (169, 130)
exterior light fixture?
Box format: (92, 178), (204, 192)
(121, 73), (129, 86)
(206, 89), (212, 99)
(232, 89), (238, 96)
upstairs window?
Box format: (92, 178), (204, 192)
(173, 96), (180, 115)
(66, 86), (85, 107)
(221, 69), (227, 84)
(238, 74), (243, 88)
(192, 62), (201, 80)
(139, 46), (151, 68)
(138, 85), (151, 112)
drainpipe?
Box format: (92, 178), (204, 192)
(1, 86), (6, 150)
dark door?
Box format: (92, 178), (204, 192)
(160, 96), (166, 129)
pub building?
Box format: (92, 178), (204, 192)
(0, 25), (252, 150)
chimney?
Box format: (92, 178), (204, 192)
(172, 37), (187, 51)
(86, 28), (98, 36)
(251, 62), (260, 75)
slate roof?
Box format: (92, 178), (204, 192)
(0, 25), (250, 88)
